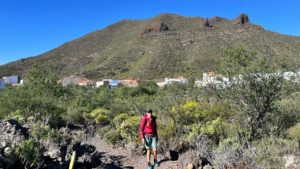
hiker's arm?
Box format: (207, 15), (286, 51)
(140, 117), (146, 141)
(155, 119), (159, 141)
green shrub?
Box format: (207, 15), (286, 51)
(200, 118), (224, 136)
(186, 117), (230, 141)
(15, 138), (43, 168)
(180, 100), (202, 123)
(178, 100), (230, 125)
(132, 81), (159, 96)
(90, 108), (110, 124)
(186, 123), (201, 141)
(5, 109), (26, 124)
(117, 115), (141, 142)
(288, 122), (300, 143)
(273, 92), (300, 135)
(213, 135), (254, 169)
(217, 137), (244, 152)
(253, 138), (298, 168)
(30, 123), (62, 143)
(95, 115), (108, 124)
(158, 120), (176, 139)
(62, 106), (87, 125)
(105, 130), (123, 145)
(214, 137), (298, 169)
(113, 113), (128, 127)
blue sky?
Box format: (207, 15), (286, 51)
(0, 0), (299, 65)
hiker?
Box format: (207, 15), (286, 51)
(140, 109), (160, 168)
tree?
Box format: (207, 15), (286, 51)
(25, 64), (63, 97)
(216, 48), (284, 140)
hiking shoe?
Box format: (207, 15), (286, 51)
(154, 161), (160, 167)
(147, 162), (152, 169)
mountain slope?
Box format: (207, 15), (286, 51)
(1, 13), (300, 80)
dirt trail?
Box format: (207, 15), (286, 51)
(86, 135), (179, 169)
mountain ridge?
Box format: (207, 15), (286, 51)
(1, 13), (300, 80)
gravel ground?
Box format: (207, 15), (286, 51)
(86, 135), (179, 169)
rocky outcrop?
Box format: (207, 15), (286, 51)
(204, 18), (212, 28)
(0, 120), (110, 169)
(0, 120), (28, 169)
(235, 13), (250, 24)
(177, 137), (213, 169)
(178, 150), (212, 169)
(140, 22), (169, 35)
(41, 140), (102, 169)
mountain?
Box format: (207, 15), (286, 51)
(1, 13), (300, 80)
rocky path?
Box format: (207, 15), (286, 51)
(86, 135), (179, 169)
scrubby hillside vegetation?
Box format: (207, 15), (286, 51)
(0, 13), (300, 80)
(1, 48), (300, 169)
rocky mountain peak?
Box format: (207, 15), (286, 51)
(235, 13), (250, 24)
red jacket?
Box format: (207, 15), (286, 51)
(140, 115), (157, 139)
